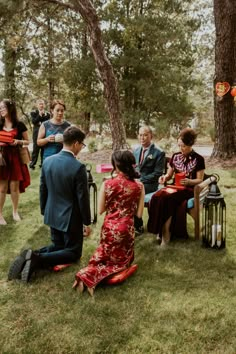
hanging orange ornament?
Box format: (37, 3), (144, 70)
(230, 86), (236, 97)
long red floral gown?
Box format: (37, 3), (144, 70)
(75, 173), (143, 288)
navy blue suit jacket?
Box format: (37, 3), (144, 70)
(40, 150), (91, 232)
(133, 143), (165, 193)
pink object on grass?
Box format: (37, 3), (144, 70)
(96, 164), (113, 173)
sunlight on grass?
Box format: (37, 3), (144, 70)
(0, 161), (235, 353)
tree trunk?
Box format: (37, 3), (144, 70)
(47, 16), (55, 103)
(3, 40), (17, 100)
(213, 0), (236, 158)
(72, 0), (128, 150)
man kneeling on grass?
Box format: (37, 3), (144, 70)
(8, 126), (91, 283)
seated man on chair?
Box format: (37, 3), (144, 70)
(133, 125), (165, 234)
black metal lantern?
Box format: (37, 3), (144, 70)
(86, 164), (98, 224)
(202, 178), (226, 249)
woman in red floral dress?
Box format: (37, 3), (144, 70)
(0, 99), (30, 225)
(73, 150), (145, 296)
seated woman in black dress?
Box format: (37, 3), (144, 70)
(147, 128), (205, 246)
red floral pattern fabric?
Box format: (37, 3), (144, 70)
(75, 174), (142, 288)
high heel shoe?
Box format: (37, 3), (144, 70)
(87, 287), (94, 297)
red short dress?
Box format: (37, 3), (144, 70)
(0, 124), (30, 193)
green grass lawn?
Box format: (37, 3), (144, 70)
(0, 159), (236, 354)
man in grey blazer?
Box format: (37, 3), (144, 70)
(8, 126), (91, 283)
(133, 125), (165, 234)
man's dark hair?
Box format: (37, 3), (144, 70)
(63, 126), (85, 145)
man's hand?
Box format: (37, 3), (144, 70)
(83, 225), (91, 237)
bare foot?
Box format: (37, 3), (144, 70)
(13, 212), (21, 222)
(78, 281), (85, 293)
(0, 215), (7, 225)
(87, 287), (94, 297)
(72, 280), (85, 293)
(72, 280), (78, 289)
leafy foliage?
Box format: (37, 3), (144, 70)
(0, 0), (211, 138)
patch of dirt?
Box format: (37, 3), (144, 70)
(204, 156), (236, 169)
(80, 149), (112, 164)
(80, 150), (236, 170)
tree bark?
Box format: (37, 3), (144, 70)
(3, 40), (17, 100)
(72, 0), (128, 150)
(47, 15), (55, 103)
(42, 0), (128, 149)
(213, 0), (236, 158)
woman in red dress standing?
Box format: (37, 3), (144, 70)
(73, 150), (145, 296)
(0, 99), (30, 225)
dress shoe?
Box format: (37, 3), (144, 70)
(21, 251), (40, 283)
(8, 249), (31, 280)
(135, 226), (144, 236)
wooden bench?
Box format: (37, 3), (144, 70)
(191, 174), (217, 239)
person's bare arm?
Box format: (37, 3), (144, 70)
(181, 169), (205, 187)
(37, 124), (55, 146)
(136, 184), (145, 218)
(98, 182), (106, 215)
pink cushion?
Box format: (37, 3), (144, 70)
(96, 164), (113, 173)
(53, 264), (72, 272)
(105, 264), (138, 285)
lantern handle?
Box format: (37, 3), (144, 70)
(210, 173), (220, 183)
(86, 163), (92, 172)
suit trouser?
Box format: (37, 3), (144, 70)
(36, 227), (83, 268)
(30, 127), (43, 167)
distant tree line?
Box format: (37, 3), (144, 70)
(0, 0), (235, 157)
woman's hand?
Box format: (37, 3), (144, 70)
(181, 178), (191, 186)
(159, 174), (171, 184)
(47, 135), (55, 143)
(11, 139), (22, 146)
(159, 175), (166, 184)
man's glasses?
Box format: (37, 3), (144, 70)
(81, 142), (86, 149)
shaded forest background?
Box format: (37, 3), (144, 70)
(0, 0), (235, 157)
